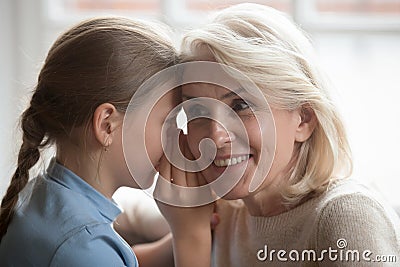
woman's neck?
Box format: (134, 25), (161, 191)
(242, 185), (287, 217)
(241, 170), (291, 217)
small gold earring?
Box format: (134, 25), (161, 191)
(104, 139), (111, 152)
(104, 145), (109, 152)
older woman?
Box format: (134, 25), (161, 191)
(156, 3), (400, 267)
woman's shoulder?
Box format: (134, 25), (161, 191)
(316, 179), (400, 237)
(313, 179), (400, 259)
(317, 179), (397, 214)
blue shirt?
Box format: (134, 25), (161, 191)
(0, 159), (138, 267)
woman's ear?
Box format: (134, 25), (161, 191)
(295, 105), (317, 142)
(92, 103), (121, 148)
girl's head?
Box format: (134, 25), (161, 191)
(181, 4), (352, 205)
(0, 17), (178, 239)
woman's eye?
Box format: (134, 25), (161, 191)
(186, 104), (210, 119)
(232, 100), (250, 112)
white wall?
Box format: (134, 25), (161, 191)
(0, 0), (49, 198)
(313, 33), (400, 207)
(0, 0), (15, 198)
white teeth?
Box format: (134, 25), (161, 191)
(214, 155), (250, 167)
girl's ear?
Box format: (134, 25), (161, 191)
(295, 105), (317, 142)
(92, 103), (121, 148)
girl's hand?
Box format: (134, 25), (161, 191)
(154, 133), (214, 267)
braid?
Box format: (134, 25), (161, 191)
(0, 100), (46, 241)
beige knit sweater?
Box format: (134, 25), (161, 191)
(212, 179), (400, 266)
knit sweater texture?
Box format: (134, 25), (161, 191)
(212, 179), (400, 266)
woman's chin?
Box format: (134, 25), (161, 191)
(221, 185), (250, 200)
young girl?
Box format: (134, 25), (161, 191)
(0, 17), (178, 266)
(156, 3), (400, 266)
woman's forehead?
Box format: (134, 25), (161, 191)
(182, 83), (240, 99)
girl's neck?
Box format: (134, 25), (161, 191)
(56, 146), (117, 199)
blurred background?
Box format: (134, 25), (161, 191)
(1, 0), (399, 209)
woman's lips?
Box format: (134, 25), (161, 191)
(213, 154), (251, 167)
(208, 154), (253, 177)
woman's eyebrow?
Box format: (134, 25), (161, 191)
(182, 87), (246, 100)
(220, 87), (245, 100)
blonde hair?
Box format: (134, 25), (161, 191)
(181, 3), (352, 205)
(0, 17), (178, 240)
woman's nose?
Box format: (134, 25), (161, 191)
(209, 119), (235, 148)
